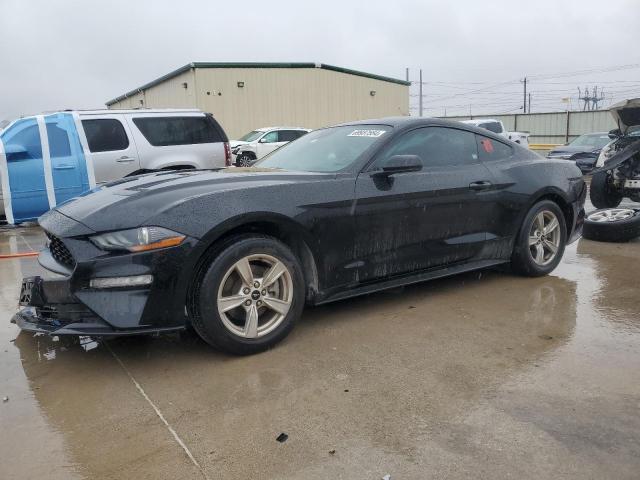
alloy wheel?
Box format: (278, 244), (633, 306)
(587, 208), (635, 223)
(238, 155), (252, 167)
(216, 254), (293, 338)
(528, 210), (561, 266)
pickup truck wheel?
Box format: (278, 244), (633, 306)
(189, 235), (305, 355)
(583, 208), (640, 242)
(511, 200), (567, 277)
(590, 172), (622, 209)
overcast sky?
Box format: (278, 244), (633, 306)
(1, 0), (639, 120)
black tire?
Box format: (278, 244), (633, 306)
(236, 153), (254, 167)
(511, 200), (567, 277)
(188, 235), (305, 355)
(589, 172), (622, 209)
(582, 208), (640, 242)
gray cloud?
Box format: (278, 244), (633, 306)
(1, 0), (639, 120)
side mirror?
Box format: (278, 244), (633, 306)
(375, 154), (423, 176)
(608, 128), (621, 139)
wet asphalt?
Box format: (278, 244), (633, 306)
(1, 200), (639, 479)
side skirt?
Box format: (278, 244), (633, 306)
(314, 259), (508, 306)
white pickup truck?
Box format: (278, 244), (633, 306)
(461, 119), (530, 147)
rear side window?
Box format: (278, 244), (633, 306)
(278, 130), (301, 142)
(82, 119), (129, 152)
(476, 135), (513, 161)
(132, 116), (222, 146)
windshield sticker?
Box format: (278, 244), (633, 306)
(348, 129), (386, 138)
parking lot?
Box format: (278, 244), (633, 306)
(1, 196), (639, 480)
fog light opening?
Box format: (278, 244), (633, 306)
(90, 275), (153, 289)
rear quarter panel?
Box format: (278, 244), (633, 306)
(483, 149), (584, 240)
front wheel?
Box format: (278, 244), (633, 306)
(236, 153), (254, 167)
(590, 172), (622, 209)
(510, 200), (567, 277)
(189, 235), (305, 355)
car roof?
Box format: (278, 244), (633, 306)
(331, 116), (523, 145)
(255, 126), (310, 131)
(78, 108), (202, 116)
(334, 116), (476, 130)
(461, 118), (501, 124)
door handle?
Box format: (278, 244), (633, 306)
(116, 156), (135, 163)
(469, 181), (493, 191)
(53, 164), (74, 170)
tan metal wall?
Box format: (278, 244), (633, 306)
(108, 67), (409, 138)
(441, 110), (616, 145)
(107, 70), (196, 110)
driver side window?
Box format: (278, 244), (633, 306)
(375, 127), (478, 168)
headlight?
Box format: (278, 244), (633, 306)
(595, 143), (614, 168)
(90, 227), (185, 252)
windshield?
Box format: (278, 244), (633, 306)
(256, 125), (391, 172)
(569, 133), (611, 148)
(237, 130), (264, 142)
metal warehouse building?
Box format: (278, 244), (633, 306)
(106, 62), (410, 138)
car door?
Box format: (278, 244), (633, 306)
(256, 131), (282, 158)
(81, 115), (139, 183)
(473, 134), (522, 251)
(44, 113), (91, 205)
(353, 126), (500, 282)
(0, 118), (50, 222)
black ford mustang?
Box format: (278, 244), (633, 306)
(13, 118), (586, 354)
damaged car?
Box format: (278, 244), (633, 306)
(590, 98), (640, 208)
(13, 117), (586, 355)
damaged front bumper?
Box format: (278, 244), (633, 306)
(12, 274), (185, 337)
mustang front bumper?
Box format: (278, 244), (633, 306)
(12, 274), (185, 336)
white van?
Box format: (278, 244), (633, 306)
(0, 109), (231, 222)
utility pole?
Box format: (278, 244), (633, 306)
(528, 93), (531, 114)
(405, 67), (409, 82)
(419, 69), (423, 117)
(522, 77), (527, 114)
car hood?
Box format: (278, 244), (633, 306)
(47, 168), (333, 234)
(548, 145), (598, 156)
(609, 98), (640, 133)
(230, 140), (249, 148)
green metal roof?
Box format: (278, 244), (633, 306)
(105, 62), (410, 105)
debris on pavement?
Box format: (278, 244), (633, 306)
(276, 433), (288, 443)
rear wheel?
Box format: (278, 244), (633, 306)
(189, 235), (305, 355)
(590, 172), (622, 209)
(511, 200), (567, 277)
